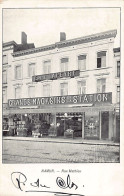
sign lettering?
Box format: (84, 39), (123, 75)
(8, 93), (112, 108)
(32, 70), (80, 82)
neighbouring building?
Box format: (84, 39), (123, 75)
(2, 30), (120, 141)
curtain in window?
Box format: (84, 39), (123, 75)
(15, 87), (21, 99)
(43, 61), (51, 74)
(78, 80), (86, 94)
(43, 85), (50, 97)
(60, 58), (68, 72)
(29, 63), (35, 77)
(97, 79), (106, 93)
(28, 86), (35, 98)
(60, 83), (68, 95)
(78, 55), (86, 70)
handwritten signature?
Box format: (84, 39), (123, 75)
(11, 172), (84, 196)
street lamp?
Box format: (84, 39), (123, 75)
(64, 113), (68, 131)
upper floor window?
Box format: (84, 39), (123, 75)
(28, 86), (35, 98)
(60, 58), (68, 72)
(97, 51), (106, 68)
(3, 70), (7, 84)
(78, 80), (86, 94)
(43, 84), (50, 97)
(28, 63), (35, 77)
(117, 61), (120, 77)
(97, 78), (106, 93)
(15, 65), (22, 79)
(78, 55), (86, 71)
(3, 55), (8, 64)
(43, 60), (51, 74)
(117, 86), (120, 103)
(60, 83), (68, 96)
(15, 87), (21, 99)
(3, 89), (7, 103)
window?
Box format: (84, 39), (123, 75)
(15, 65), (22, 79)
(78, 55), (86, 70)
(60, 58), (68, 72)
(28, 86), (35, 98)
(97, 51), (106, 68)
(117, 61), (120, 77)
(28, 63), (35, 77)
(78, 80), (86, 94)
(117, 86), (120, 103)
(15, 87), (21, 99)
(3, 89), (7, 103)
(60, 83), (68, 96)
(43, 60), (51, 74)
(43, 84), (50, 97)
(97, 79), (106, 93)
(3, 70), (7, 83)
(3, 55), (8, 64)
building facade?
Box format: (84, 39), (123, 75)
(2, 30), (120, 141)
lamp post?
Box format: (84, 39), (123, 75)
(64, 113), (68, 131)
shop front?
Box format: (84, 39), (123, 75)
(3, 92), (116, 141)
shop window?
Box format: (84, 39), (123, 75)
(60, 83), (68, 96)
(78, 80), (86, 94)
(97, 78), (106, 93)
(15, 87), (21, 99)
(28, 86), (35, 98)
(3, 55), (8, 64)
(43, 60), (51, 74)
(3, 89), (7, 103)
(3, 70), (7, 84)
(78, 55), (86, 70)
(117, 86), (120, 103)
(43, 84), (50, 97)
(60, 58), (68, 72)
(15, 65), (22, 79)
(28, 63), (35, 77)
(117, 61), (120, 77)
(97, 51), (106, 68)
(84, 111), (100, 139)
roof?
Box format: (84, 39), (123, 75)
(14, 43), (35, 52)
(3, 41), (18, 47)
(11, 29), (117, 57)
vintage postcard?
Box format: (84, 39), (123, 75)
(0, 1), (124, 196)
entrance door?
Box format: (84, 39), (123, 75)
(101, 112), (109, 139)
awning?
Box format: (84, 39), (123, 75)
(3, 104), (114, 115)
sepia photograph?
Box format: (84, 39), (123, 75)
(2, 7), (120, 164)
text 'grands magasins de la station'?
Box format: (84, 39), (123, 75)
(8, 93), (112, 107)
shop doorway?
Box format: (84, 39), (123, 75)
(101, 112), (109, 139)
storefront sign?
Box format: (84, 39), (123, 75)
(8, 92), (112, 108)
(32, 70), (80, 82)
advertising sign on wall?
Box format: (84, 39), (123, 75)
(8, 92), (112, 108)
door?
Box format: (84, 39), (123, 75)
(101, 112), (109, 139)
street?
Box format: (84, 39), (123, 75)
(2, 139), (119, 163)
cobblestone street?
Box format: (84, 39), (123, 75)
(2, 138), (119, 163)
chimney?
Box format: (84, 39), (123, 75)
(21, 32), (27, 44)
(60, 32), (66, 41)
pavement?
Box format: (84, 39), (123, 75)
(3, 136), (120, 146)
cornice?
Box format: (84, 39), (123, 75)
(11, 29), (117, 57)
